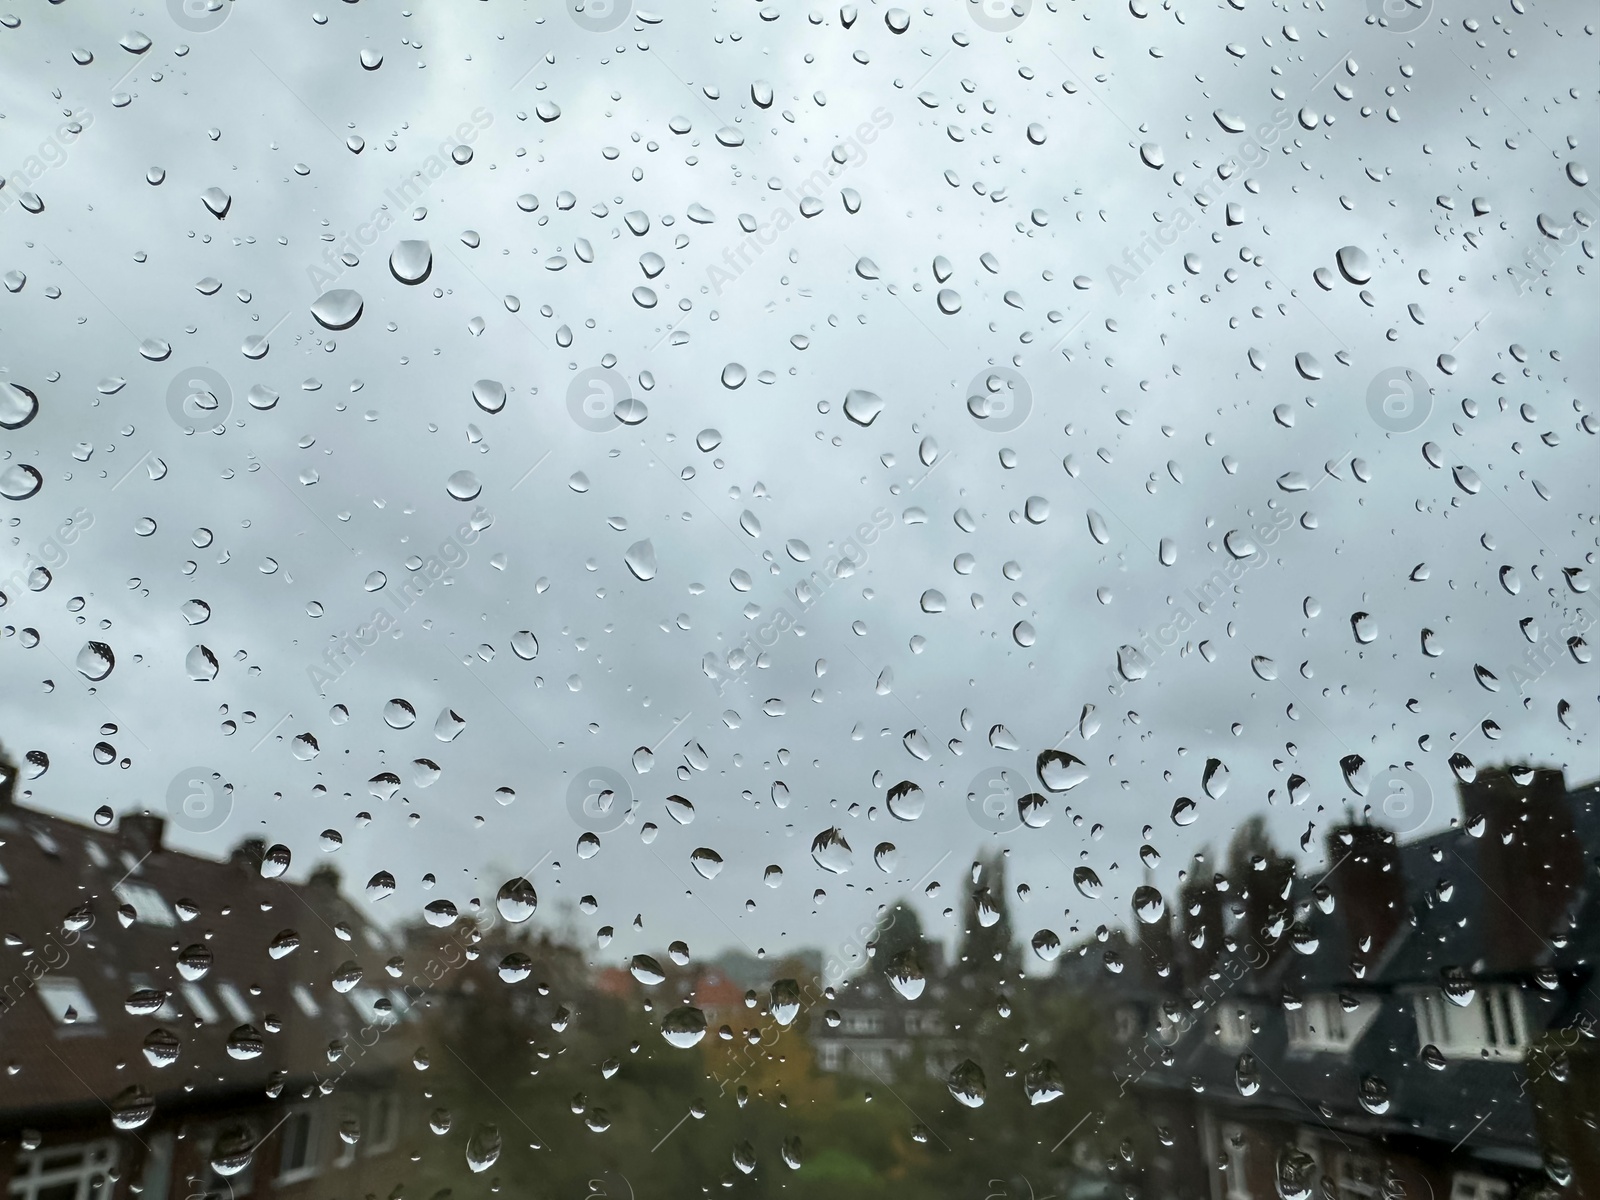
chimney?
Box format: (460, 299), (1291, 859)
(1325, 823), (1406, 977)
(309, 864), (341, 892)
(229, 837), (266, 872)
(118, 811), (166, 858)
(1461, 766), (1580, 970)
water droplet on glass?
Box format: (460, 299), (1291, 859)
(310, 289), (364, 330)
(389, 239), (432, 284)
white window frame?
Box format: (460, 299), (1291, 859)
(276, 1107), (322, 1184)
(1288, 993), (1380, 1053)
(112, 881), (175, 927)
(214, 980), (253, 1024)
(842, 1010), (885, 1034)
(332, 1114), (358, 1170)
(1219, 1122), (1250, 1200)
(1214, 1006), (1253, 1050)
(8, 1139), (118, 1200)
(366, 1092), (400, 1155)
(180, 982), (220, 1025)
(1414, 985), (1529, 1060)
(1330, 1146), (1386, 1199)
(1450, 1173), (1511, 1200)
(34, 977), (99, 1027)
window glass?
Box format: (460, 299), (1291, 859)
(0, 2), (1594, 1198)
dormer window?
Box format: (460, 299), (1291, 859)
(1414, 985), (1528, 1060)
(1214, 1006), (1253, 1049)
(1288, 993), (1380, 1052)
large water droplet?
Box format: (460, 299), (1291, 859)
(625, 539), (657, 581)
(496, 877), (537, 922)
(0, 464), (43, 500)
(201, 187), (231, 219)
(1335, 245), (1372, 284)
(389, 240), (432, 284)
(810, 827), (853, 873)
(661, 1005), (708, 1048)
(0, 383), (39, 430)
(446, 470), (482, 501)
(76, 641), (115, 680)
(947, 1059), (987, 1107)
(310, 289), (364, 330)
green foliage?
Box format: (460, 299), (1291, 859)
(407, 902), (1141, 1200)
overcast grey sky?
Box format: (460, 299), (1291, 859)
(1, 0), (1595, 974)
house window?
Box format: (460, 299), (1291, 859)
(213, 980), (253, 1024)
(345, 986), (386, 1021)
(8, 1139), (117, 1200)
(1450, 1173), (1511, 1200)
(1330, 1148), (1385, 1199)
(367, 1093), (401, 1154)
(112, 882), (175, 928)
(1114, 1005), (1141, 1043)
(194, 1131), (254, 1200)
(180, 983), (220, 1025)
(1414, 986), (1529, 1060)
(842, 1010), (885, 1035)
(34, 977), (98, 1027)
(332, 1114), (359, 1169)
(276, 1108), (321, 1183)
(1219, 1123), (1250, 1200)
(1288, 994), (1380, 1053)
(1214, 1006), (1253, 1049)
(1158, 1011), (1196, 1049)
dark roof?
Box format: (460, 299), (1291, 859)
(0, 792), (410, 1128)
(1059, 768), (1600, 1174)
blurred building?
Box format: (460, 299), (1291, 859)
(1064, 766), (1600, 1200)
(0, 756), (414, 1199)
(808, 941), (961, 1079)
